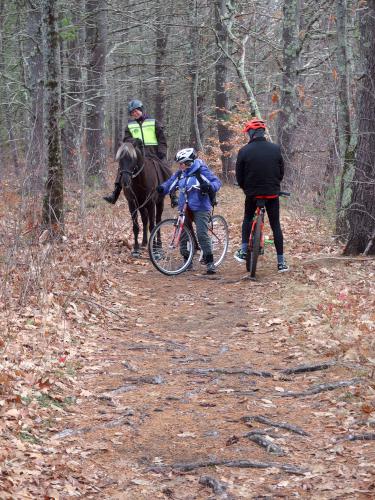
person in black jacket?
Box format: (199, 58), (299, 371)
(103, 99), (173, 205)
(235, 118), (289, 272)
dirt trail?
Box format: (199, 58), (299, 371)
(49, 257), (375, 499)
(1, 186), (374, 499)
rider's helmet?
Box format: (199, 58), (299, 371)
(242, 117), (266, 133)
(174, 148), (197, 164)
(128, 99), (143, 114)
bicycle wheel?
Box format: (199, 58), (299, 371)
(246, 216), (262, 277)
(148, 218), (195, 276)
(208, 215), (229, 267)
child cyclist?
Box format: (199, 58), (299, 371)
(156, 148), (221, 274)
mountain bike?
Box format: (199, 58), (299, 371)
(148, 191), (229, 276)
(246, 192), (290, 279)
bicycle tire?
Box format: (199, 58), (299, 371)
(246, 215), (262, 277)
(148, 218), (195, 276)
(208, 215), (229, 267)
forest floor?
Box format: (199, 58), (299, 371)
(0, 183), (374, 499)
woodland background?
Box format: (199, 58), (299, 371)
(0, 0), (374, 253)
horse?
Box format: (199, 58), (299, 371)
(115, 138), (165, 256)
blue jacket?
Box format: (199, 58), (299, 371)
(159, 159), (221, 212)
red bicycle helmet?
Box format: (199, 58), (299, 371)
(242, 118), (266, 133)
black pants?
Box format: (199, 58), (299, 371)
(242, 196), (284, 255)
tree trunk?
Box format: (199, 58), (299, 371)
(344, 0), (375, 255)
(154, 0), (169, 124)
(41, 0), (64, 236)
(214, 0), (235, 180)
(278, 0), (300, 188)
(85, 0), (107, 183)
(24, 0), (45, 191)
(335, 0), (355, 237)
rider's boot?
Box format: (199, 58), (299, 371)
(103, 183), (122, 205)
(205, 254), (216, 275)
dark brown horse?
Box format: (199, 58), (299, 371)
(115, 138), (165, 256)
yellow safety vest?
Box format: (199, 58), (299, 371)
(128, 119), (158, 146)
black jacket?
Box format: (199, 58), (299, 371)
(236, 137), (284, 197)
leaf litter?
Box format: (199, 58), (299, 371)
(0, 185), (374, 498)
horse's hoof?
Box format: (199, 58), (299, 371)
(131, 250), (141, 257)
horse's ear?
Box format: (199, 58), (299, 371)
(134, 138), (143, 149)
(115, 143), (126, 161)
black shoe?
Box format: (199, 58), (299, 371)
(206, 262), (216, 274)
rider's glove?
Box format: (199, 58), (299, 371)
(156, 185), (164, 194)
(200, 182), (211, 195)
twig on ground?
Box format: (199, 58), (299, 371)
(149, 459), (307, 475)
(280, 361), (336, 375)
(279, 378), (362, 397)
(181, 367), (272, 378)
(242, 416), (309, 436)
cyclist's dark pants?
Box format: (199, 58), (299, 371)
(242, 196), (283, 255)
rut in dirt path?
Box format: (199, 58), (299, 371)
(49, 255), (374, 499)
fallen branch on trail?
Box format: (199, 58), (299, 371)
(199, 476), (230, 497)
(181, 367), (272, 378)
(149, 459), (307, 475)
(278, 378), (362, 397)
(280, 361), (336, 375)
(55, 291), (126, 320)
(242, 416), (309, 436)
(339, 432), (375, 442)
(245, 432), (285, 456)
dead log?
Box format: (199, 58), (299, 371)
(242, 416), (309, 436)
(281, 361), (336, 375)
(279, 378), (361, 397)
(182, 367), (272, 378)
(245, 432), (285, 456)
(150, 459), (307, 475)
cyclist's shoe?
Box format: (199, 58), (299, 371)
(103, 184), (121, 205)
(234, 249), (247, 263)
(206, 262), (216, 274)
(278, 262), (289, 273)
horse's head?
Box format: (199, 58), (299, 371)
(115, 139), (144, 187)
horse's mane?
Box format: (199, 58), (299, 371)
(115, 142), (138, 162)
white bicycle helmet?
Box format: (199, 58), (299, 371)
(174, 147), (197, 164)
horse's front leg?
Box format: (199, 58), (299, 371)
(146, 202), (156, 242)
(128, 201), (140, 256)
(139, 207), (149, 247)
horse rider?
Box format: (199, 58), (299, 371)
(103, 99), (174, 205)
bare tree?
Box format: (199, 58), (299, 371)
(85, 0), (107, 183)
(344, 0), (375, 255)
(41, 0), (64, 236)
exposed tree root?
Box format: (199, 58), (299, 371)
(279, 378), (362, 397)
(150, 459), (307, 475)
(340, 432), (375, 442)
(281, 361), (336, 375)
(242, 415), (309, 436)
(245, 432), (285, 456)
(199, 475), (231, 498)
(181, 367), (272, 378)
